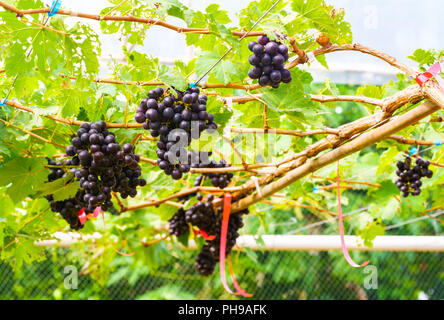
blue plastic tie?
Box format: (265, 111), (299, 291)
(48, 0), (61, 17)
(0, 98), (8, 106)
(313, 186), (318, 192)
(189, 82), (197, 88)
(409, 147), (418, 155)
(434, 140), (443, 146)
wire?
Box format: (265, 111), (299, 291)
(1, 6), (56, 103)
(194, 0), (282, 85)
(283, 206), (370, 234)
(385, 210), (444, 231)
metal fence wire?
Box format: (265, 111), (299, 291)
(2, 204), (444, 300)
(1, 246), (443, 300)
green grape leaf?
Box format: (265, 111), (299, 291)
(36, 172), (79, 201)
(158, 64), (188, 91)
(196, 51), (238, 84)
(0, 158), (47, 203)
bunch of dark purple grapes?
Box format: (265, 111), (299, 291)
(169, 193), (216, 238)
(247, 35), (291, 88)
(205, 206), (249, 263)
(168, 194), (193, 237)
(168, 208), (189, 237)
(184, 194), (218, 232)
(135, 87), (218, 180)
(195, 245), (217, 276)
(167, 193), (217, 275)
(395, 155), (433, 197)
(188, 193), (218, 276)
(193, 159), (233, 189)
(65, 121), (146, 214)
(188, 194), (249, 276)
(194, 205), (250, 276)
(167, 191), (249, 276)
(45, 158), (84, 230)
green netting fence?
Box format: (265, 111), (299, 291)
(1, 245), (443, 300)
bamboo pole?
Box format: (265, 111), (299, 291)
(35, 234), (444, 252)
(231, 101), (441, 213)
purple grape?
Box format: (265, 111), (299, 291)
(180, 120), (191, 131)
(171, 169), (182, 180)
(146, 109), (159, 121)
(154, 87), (164, 97)
(248, 41), (257, 51)
(65, 145), (76, 157)
(272, 54), (285, 66)
(258, 35), (269, 45)
(183, 94), (193, 104)
(278, 44), (288, 55)
(147, 99), (158, 109)
(265, 42), (278, 55)
(71, 137), (82, 148)
(78, 150), (91, 163)
(259, 75), (270, 86)
(281, 69), (291, 81)
(173, 113), (183, 124)
(263, 65), (273, 74)
(122, 143), (133, 154)
(248, 67), (262, 79)
(248, 54), (261, 66)
(252, 44), (264, 55)
(149, 121), (160, 130)
(163, 107), (174, 119)
(182, 109), (192, 121)
(134, 112), (146, 123)
(270, 70), (282, 83)
(163, 96), (174, 107)
(261, 53), (272, 66)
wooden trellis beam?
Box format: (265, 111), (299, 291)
(231, 101), (441, 213)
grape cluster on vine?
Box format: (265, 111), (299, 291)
(135, 87), (218, 180)
(395, 155), (433, 197)
(247, 35), (291, 88)
(168, 208), (189, 237)
(193, 159), (233, 189)
(168, 191), (249, 276)
(45, 158), (83, 230)
(195, 245), (217, 276)
(193, 205), (249, 276)
(184, 194), (217, 232)
(206, 206), (249, 261)
(66, 121), (146, 214)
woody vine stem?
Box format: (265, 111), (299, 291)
(0, 1), (443, 216)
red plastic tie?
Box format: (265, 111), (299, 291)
(77, 208), (87, 225)
(337, 160), (370, 268)
(193, 229), (216, 241)
(219, 194), (236, 295)
(415, 62), (444, 90)
(77, 206), (102, 226)
(228, 256), (253, 297)
(219, 194), (252, 297)
(78, 207), (133, 256)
